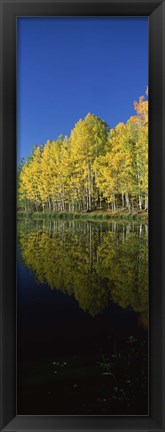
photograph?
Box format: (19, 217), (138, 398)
(17, 16), (148, 416)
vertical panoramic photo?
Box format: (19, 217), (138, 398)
(17, 17), (148, 415)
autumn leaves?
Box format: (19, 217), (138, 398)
(18, 91), (148, 214)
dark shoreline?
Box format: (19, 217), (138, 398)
(17, 210), (148, 222)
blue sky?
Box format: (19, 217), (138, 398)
(17, 17), (148, 162)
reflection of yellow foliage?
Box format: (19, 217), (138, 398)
(138, 312), (148, 330)
(96, 230), (148, 315)
(18, 220), (148, 326)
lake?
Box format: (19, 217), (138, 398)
(17, 218), (148, 415)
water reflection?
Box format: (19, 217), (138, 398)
(18, 219), (148, 322)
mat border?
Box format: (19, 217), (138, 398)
(0, 0), (165, 431)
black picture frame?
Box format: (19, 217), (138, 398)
(0, 0), (165, 430)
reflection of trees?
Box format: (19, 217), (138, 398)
(18, 220), (148, 321)
(96, 229), (148, 314)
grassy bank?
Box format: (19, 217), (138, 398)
(17, 209), (148, 222)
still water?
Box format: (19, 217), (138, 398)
(17, 219), (148, 415)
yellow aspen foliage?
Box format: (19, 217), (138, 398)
(18, 91), (148, 213)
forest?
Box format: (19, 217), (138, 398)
(17, 90), (148, 214)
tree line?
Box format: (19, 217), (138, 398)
(18, 90), (148, 213)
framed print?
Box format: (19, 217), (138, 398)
(0, 0), (165, 431)
(17, 15), (149, 417)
